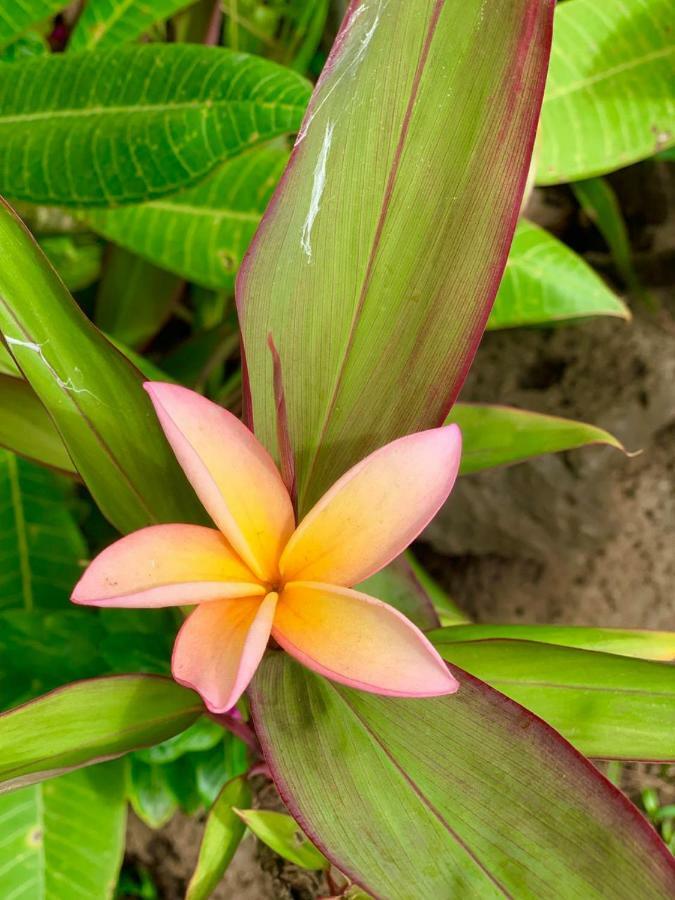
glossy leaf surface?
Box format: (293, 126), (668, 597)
(356, 554), (441, 631)
(0, 675), (202, 792)
(239, 0), (554, 512)
(430, 624), (675, 661)
(251, 654), (675, 898)
(0, 201), (204, 533)
(69, 0), (195, 50)
(538, 0), (675, 183)
(236, 809), (329, 870)
(0, 761), (126, 899)
(488, 220), (629, 329)
(0, 45), (310, 206)
(89, 148), (289, 289)
(447, 403), (624, 475)
(436, 640), (675, 761)
(0, 378), (76, 473)
(0, 0), (66, 50)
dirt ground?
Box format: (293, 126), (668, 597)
(123, 164), (674, 897)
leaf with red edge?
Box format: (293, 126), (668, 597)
(251, 653), (675, 899)
(238, 0), (554, 513)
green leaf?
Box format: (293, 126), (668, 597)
(69, 0), (195, 51)
(488, 220), (629, 329)
(0, 377), (76, 473)
(0, 200), (205, 533)
(0, 45), (311, 206)
(252, 654), (675, 898)
(447, 403), (625, 475)
(428, 624), (675, 661)
(356, 554), (445, 631)
(38, 234), (103, 293)
(134, 717), (224, 765)
(0, 675), (202, 792)
(0, 449), (84, 611)
(88, 148), (290, 289)
(239, 0), (554, 513)
(186, 776), (251, 900)
(538, 0), (675, 184)
(0, 0), (66, 50)
(435, 640), (675, 761)
(127, 757), (179, 828)
(94, 246), (182, 349)
(0, 760), (126, 899)
(236, 809), (329, 871)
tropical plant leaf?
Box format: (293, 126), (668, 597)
(487, 220), (629, 329)
(88, 147), (289, 289)
(435, 640), (675, 761)
(39, 235), (103, 293)
(0, 449), (84, 611)
(355, 555), (441, 631)
(0, 377), (76, 473)
(0, 760), (126, 899)
(251, 654), (675, 898)
(0, 0), (66, 50)
(127, 756), (179, 828)
(186, 776), (251, 900)
(429, 623), (675, 661)
(447, 403), (625, 474)
(0, 200), (205, 533)
(94, 246), (182, 349)
(238, 0), (554, 513)
(235, 809), (329, 871)
(0, 675), (202, 793)
(537, 0), (675, 184)
(69, 0), (195, 50)
(0, 44), (310, 206)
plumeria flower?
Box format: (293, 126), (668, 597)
(72, 383), (462, 712)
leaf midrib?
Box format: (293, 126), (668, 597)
(546, 44), (673, 102)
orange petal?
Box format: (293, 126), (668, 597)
(280, 425), (461, 586)
(145, 383), (294, 582)
(71, 524), (264, 608)
(273, 582), (458, 697)
(172, 593), (277, 713)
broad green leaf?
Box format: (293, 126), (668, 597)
(235, 809), (329, 871)
(0, 377), (76, 473)
(0, 45), (310, 206)
(0, 343), (20, 377)
(192, 732), (249, 808)
(239, 0), (554, 513)
(447, 403), (625, 475)
(429, 624), (675, 661)
(251, 654), (675, 898)
(88, 148), (290, 289)
(0, 200), (205, 533)
(39, 234), (103, 293)
(435, 640), (675, 761)
(94, 246), (182, 349)
(356, 555), (441, 631)
(99, 607), (176, 674)
(0, 0), (66, 50)
(134, 717), (224, 765)
(488, 220), (629, 329)
(0, 760), (126, 899)
(0, 675), (202, 792)
(538, 0), (675, 184)
(127, 757), (179, 828)
(69, 0), (195, 51)
(186, 776), (251, 900)
(0, 449), (84, 611)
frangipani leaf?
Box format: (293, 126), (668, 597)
(435, 640), (675, 762)
(88, 148), (289, 289)
(69, 0), (195, 50)
(0, 675), (202, 793)
(447, 403), (625, 475)
(488, 220), (629, 329)
(38, 235), (103, 293)
(235, 809), (329, 871)
(0, 377), (76, 473)
(0, 761), (126, 900)
(538, 0), (675, 184)
(429, 624), (675, 661)
(0, 0), (66, 50)
(0, 200), (205, 533)
(239, 0), (554, 513)
(0, 45), (310, 206)
(251, 654), (675, 898)
(186, 776), (251, 900)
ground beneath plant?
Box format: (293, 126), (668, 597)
(122, 163), (673, 897)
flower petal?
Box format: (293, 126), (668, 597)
(172, 593), (277, 713)
(280, 425), (461, 586)
(72, 524), (264, 608)
(145, 382), (294, 581)
(273, 582), (458, 697)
